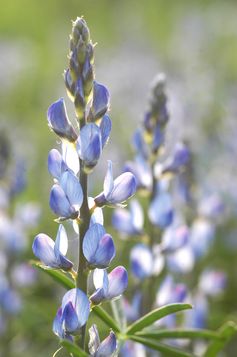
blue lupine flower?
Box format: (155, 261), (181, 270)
(124, 155), (152, 192)
(198, 269), (226, 297)
(49, 170), (83, 219)
(88, 81), (110, 121)
(88, 324), (117, 357)
(94, 161), (137, 207)
(48, 149), (68, 181)
(161, 142), (190, 174)
(77, 116), (111, 172)
(123, 292), (142, 322)
(90, 266), (128, 304)
(167, 245), (195, 274)
(160, 224), (189, 253)
(190, 218), (215, 258)
(112, 199), (144, 236)
(130, 243), (153, 280)
(82, 223), (115, 268)
(47, 98), (77, 142)
(32, 225), (73, 271)
(53, 288), (90, 339)
(156, 275), (187, 307)
(148, 189), (173, 228)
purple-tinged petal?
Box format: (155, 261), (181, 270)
(100, 115), (112, 148)
(90, 269), (109, 304)
(53, 307), (64, 339)
(77, 123), (102, 169)
(130, 244), (153, 280)
(47, 98), (77, 142)
(82, 224), (106, 264)
(62, 302), (79, 332)
(95, 331), (117, 357)
(49, 184), (75, 218)
(90, 288), (107, 305)
(108, 172), (137, 204)
(48, 149), (63, 180)
(60, 171), (83, 210)
(32, 234), (57, 267)
(93, 234), (115, 268)
(89, 81), (110, 120)
(107, 266), (128, 299)
(62, 289), (90, 328)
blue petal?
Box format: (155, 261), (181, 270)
(90, 81), (110, 120)
(88, 324), (101, 355)
(32, 234), (57, 267)
(48, 149), (63, 180)
(95, 332), (117, 357)
(60, 171), (83, 210)
(49, 184), (75, 218)
(62, 289), (90, 328)
(47, 98), (77, 142)
(94, 234), (115, 268)
(53, 307), (64, 338)
(148, 191), (173, 228)
(62, 302), (79, 332)
(100, 115), (112, 148)
(103, 161), (114, 198)
(152, 125), (164, 152)
(107, 172), (137, 204)
(82, 224), (106, 264)
(54, 224), (68, 257)
(107, 266), (128, 299)
(77, 123), (102, 168)
(130, 244), (153, 280)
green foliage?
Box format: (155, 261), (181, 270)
(61, 340), (88, 357)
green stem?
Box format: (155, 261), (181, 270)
(75, 118), (91, 351)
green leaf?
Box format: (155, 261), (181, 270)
(60, 340), (88, 357)
(31, 261), (75, 290)
(129, 335), (195, 357)
(126, 303), (192, 335)
(204, 321), (237, 357)
(92, 305), (121, 333)
(136, 328), (220, 340)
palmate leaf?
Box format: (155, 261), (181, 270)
(126, 303), (192, 335)
(30, 261), (75, 290)
(204, 321), (237, 357)
(136, 328), (220, 340)
(91, 305), (121, 333)
(60, 340), (88, 357)
(130, 335), (195, 357)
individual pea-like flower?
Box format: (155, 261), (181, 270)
(47, 98), (77, 142)
(32, 224), (73, 271)
(130, 244), (153, 280)
(94, 161), (137, 208)
(124, 155), (152, 192)
(156, 275), (187, 307)
(148, 188), (173, 228)
(189, 218), (215, 258)
(158, 142), (190, 175)
(90, 266), (128, 304)
(198, 269), (226, 297)
(53, 288), (90, 339)
(48, 144), (79, 181)
(77, 115), (111, 172)
(160, 224), (189, 253)
(82, 223), (115, 268)
(88, 324), (117, 357)
(112, 199), (144, 236)
(49, 170), (83, 220)
(88, 81), (110, 122)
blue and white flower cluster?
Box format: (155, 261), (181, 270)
(112, 75), (227, 355)
(32, 17), (136, 352)
(0, 133), (40, 336)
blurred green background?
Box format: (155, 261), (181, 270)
(0, 0), (237, 355)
